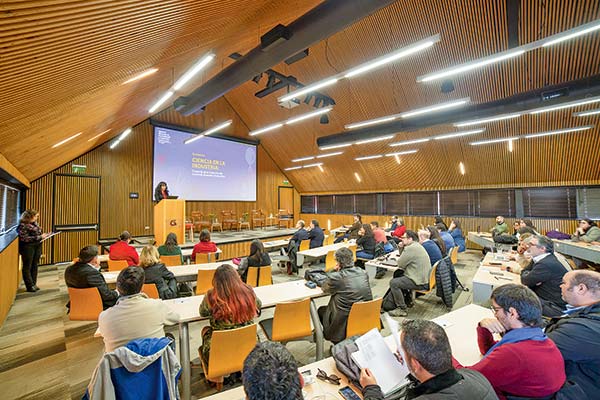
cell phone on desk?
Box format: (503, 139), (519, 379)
(338, 386), (361, 400)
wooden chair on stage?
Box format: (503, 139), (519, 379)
(277, 209), (293, 229)
(251, 209), (266, 229)
(221, 210), (237, 230)
(191, 211), (211, 232)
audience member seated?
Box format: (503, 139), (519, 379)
(520, 235), (567, 317)
(191, 229), (218, 263)
(199, 264), (261, 363)
(434, 216), (449, 230)
(138, 245), (178, 299)
(356, 223), (376, 261)
(572, 218), (600, 243)
(505, 233), (534, 273)
(370, 221), (393, 253)
(389, 217), (406, 244)
(427, 226), (448, 258)
(238, 239), (271, 283)
(545, 270), (600, 398)
(109, 230), (139, 266)
(490, 216), (508, 236)
(512, 221), (521, 236)
(436, 223), (455, 253)
(418, 229), (443, 267)
(307, 219), (324, 248)
(382, 230), (431, 317)
(519, 219), (539, 235)
(448, 219), (466, 252)
(157, 232), (183, 264)
(65, 245), (119, 310)
(334, 213), (362, 243)
(454, 284), (565, 400)
(385, 215), (399, 232)
(290, 219), (309, 246)
(361, 319), (497, 400)
(242, 341), (303, 400)
(97, 266), (180, 352)
(318, 247), (372, 344)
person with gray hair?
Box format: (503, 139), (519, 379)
(242, 341), (303, 400)
(520, 234), (568, 317)
(360, 319), (497, 400)
(545, 270), (600, 398)
(317, 247), (372, 343)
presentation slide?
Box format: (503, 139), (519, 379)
(153, 126), (257, 201)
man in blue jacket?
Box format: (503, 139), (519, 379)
(307, 219), (324, 249)
(545, 270), (600, 399)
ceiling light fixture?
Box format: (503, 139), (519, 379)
(122, 68), (158, 85)
(454, 112), (522, 127)
(52, 132), (82, 148)
(459, 162), (466, 175)
(355, 155), (383, 161)
(109, 128), (132, 150)
(354, 172), (362, 182)
(354, 135), (395, 145)
(400, 97), (470, 118)
(292, 156), (315, 163)
(389, 138), (430, 147)
(279, 35), (440, 103)
(149, 91), (174, 113)
(249, 123), (283, 136)
(541, 19), (600, 47)
(173, 53), (215, 90)
(574, 108), (600, 117)
(284, 166), (302, 171)
(508, 139), (514, 152)
(319, 143), (352, 151)
(528, 95), (600, 115)
(286, 107), (333, 125)
(88, 129), (111, 142)
(394, 154), (401, 164)
(523, 125), (594, 138)
(385, 150), (419, 156)
(433, 128), (485, 140)
(184, 120), (232, 144)
(316, 151), (343, 158)
(470, 137), (519, 146)
(303, 162), (323, 168)
(318, 165), (324, 172)
(345, 115), (397, 130)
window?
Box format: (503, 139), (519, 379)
(334, 195), (354, 214)
(382, 193), (408, 215)
(408, 192), (437, 215)
(477, 189), (515, 217)
(0, 182), (20, 236)
(523, 187), (576, 219)
(577, 187), (600, 219)
(355, 194), (377, 215)
(316, 195), (333, 214)
(440, 191), (475, 216)
(301, 196), (316, 213)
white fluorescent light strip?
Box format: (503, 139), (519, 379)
(184, 120), (232, 144)
(319, 143), (352, 151)
(354, 135), (394, 145)
(470, 137), (519, 146)
(400, 98), (470, 118)
(354, 172), (362, 182)
(318, 165), (324, 172)
(459, 162), (466, 175)
(279, 35), (440, 103)
(52, 132), (82, 148)
(528, 95), (600, 115)
(173, 53), (215, 90)
(345, 116), (397, 130)
(279, 78), (339, 102)
(434, 128), (485, 140)
(385, 150), (419, 156)
(303, 163), (323, 168)
(454, 112), (522, 127)
(249, 123), (283, 136)
(284, 166), (302, 171)
(316, 152), (343, 158)
(344, 35), (440, 78)
(88, 129), (111, 142)
(389, 138), (430, 147)
(149, 91), (174, 113)
(524, 125), (594, 139)
(110, 128), (132, 149)
(417, 49), (525, 82)
(123, 68), (158, 85)
(285, 107), (332, 125)
(574, 108), (600, 117)
(355, 155), (383, 161)
(292, 156), (315, 163)
(542, 19), (600, 47)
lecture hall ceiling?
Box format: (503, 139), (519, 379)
(1, 0), (600, 192)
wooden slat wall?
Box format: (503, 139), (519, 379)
(26, 99), (298, 264)
(0, 239), (20, 325)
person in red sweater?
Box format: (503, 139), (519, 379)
(390, 218), (406, 244)
(191, 229), (218, 263)
(453, 284), (565, 400)
(109, 231), (139, 266)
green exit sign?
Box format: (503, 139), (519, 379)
(283, 180), (289, 185)
(72, 164), (87, 174)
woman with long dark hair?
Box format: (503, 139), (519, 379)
(17, 209), (49, 292)
(153, 181), (169, 202)
(191, 229), (218, 263)
(427, 225), (447, 257)
(157, 232), (183, 264)
(199, 264), (261, 362)
(238, 239), (271, 283)
(572, 218), (600, 243)
(356, 223), (376, 260)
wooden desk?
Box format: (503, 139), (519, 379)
(467, 232), (495, 248)
(165, 280), (327, 400)
(297, 242), (353, 265)
(101, 261), (231, 284)
(262, 239), (290, 252)
(472, 253), (521, 305)
(364, 251), (401, 279)
(330, 226), (349, 235)
(553, 239), (600, 263)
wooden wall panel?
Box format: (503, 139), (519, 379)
(54, 175), (100, 226)
(0, 239), (20, 326)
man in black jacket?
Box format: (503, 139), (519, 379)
(360, 319), (497, 400)
(65, 245), (119, 309)
(307, 219), (324, 249)
(546, 270), (600, 399)
(520, 235), (568, 317)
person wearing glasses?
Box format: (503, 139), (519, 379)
(453, 284), (566, 400)
(520, 235), (568, 317)
(382, 230), (431, 317)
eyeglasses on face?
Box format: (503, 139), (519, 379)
(316, 368), (341, 385)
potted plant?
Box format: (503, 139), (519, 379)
(208, 213), (216, 223)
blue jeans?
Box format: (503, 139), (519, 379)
(356, 251), (374, 260)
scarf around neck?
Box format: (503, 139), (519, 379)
(484, 326), (547, 358)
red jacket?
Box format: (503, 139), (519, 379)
(109, 240), (139, 266)
(391, 224), (406, 238)
(453, 326), (565, 400)
(191, 241), (218, 263)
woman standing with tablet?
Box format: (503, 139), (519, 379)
(17, 209), (50, 292)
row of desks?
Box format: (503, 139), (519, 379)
(204, 303), (493, 400)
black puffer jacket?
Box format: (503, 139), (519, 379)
(434, 258), (455, 308)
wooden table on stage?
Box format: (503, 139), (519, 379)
(472, 252), (521, 305)
(165, 280), (327, 400)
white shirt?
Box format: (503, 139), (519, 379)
(532, 252), (551, 263)
(97, 293), (180, 352)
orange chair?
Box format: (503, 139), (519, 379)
(160, 255), (182, 266)
(346, 298), (383, 338)
(142, 283), (160, 299)
(200, 324), (257, 391)
(68, 287), (104, 321)
(450, 246), (459, 265)
(246, 266), (272, 287)
(299, 240), (310, 252)
(107, 259), (129, 272)
(196, 252), (217, 264)
(348, 244), (357, 261)
(415, 260), (440, 296)
(325, 250), (336, 272)
(259, 298), (313, 343)
(196, 268), (217, 295)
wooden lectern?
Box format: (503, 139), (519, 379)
(154, 199), (185, 245)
